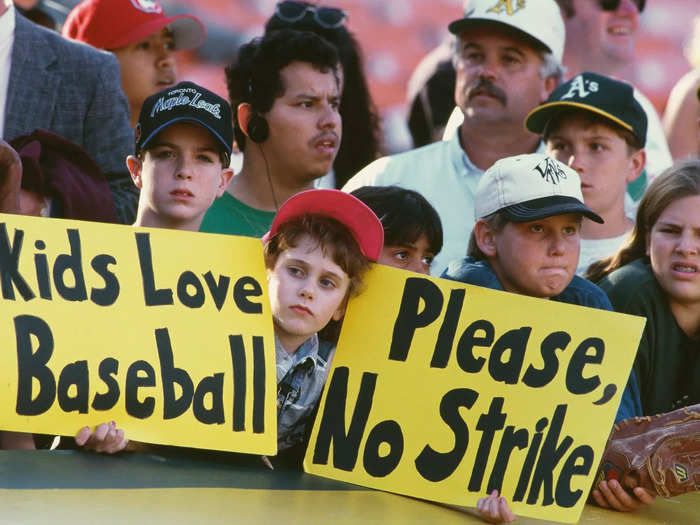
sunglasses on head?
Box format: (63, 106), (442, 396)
(275, 1), (348, 29)
(597, 0), (645, 12)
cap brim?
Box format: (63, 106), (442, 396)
(448, 18), (551, 54)
(265, 189), (384, 261)
(107, 14), (205, 50)
(525, 101), (636, 138)
(140, 116), (231, 156)
(167, 14), (207, 50)
(502, 196), (604, 224)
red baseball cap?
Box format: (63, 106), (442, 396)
(263, 189), (384, 262)
(62, 0), (206, 51)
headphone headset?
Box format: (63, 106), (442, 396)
(246, 78), (269, 143)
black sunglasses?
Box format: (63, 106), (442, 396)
(275, 1), (348, 29)
(598, 0), (645, 12)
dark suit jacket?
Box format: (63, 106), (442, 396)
(4, 11), (138, 222)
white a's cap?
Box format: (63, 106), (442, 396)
(475, 153), (603, 223)
(448, 0), (565, 63)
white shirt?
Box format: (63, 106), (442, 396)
(577, 232), (630, 276)
(0, 3), (15, 138)
(443, 93), (671, 181)
(343, 131), (546, 276)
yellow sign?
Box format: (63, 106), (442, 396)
(0, 214), (277, 454)
(305, 265), (645, 523)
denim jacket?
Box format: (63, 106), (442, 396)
(276, 334), (335, 451)
(441, 257), (642, 422)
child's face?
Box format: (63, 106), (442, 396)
(546, 114), (644, 218)
(113, 28), (177, 122)
(267, 234), (350, 353)
(128, 122), (232, 230)
(489, 213), (582, 299)
(378, 234), (435, 275)
(647, 195), (700, 312)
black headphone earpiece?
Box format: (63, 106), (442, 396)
(247, 112), (269, 143)
(246, 76), (269, 144)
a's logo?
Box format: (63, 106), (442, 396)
(675, 463), (689, 483)
(533, 156), (567, 184)
(487, 0), (526, 15)
(560, 74), (599, 101)
(130, 0), (163, 14)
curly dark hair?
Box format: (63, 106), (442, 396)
(226, 29), (340, 149)
(265, 3), (383, 188)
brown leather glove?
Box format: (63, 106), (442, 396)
(597, 404), (700, 498)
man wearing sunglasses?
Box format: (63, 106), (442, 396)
(555, 0), (672, 207)
(344, 0), (565, 276)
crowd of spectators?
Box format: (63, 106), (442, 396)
(1, 0), (700, 522)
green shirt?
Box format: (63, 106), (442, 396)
(598, 258), (700, 416)
(199, 192), (275, 238)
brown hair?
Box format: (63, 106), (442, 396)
(544, 109), (643, 153)
(263, 214), (370, 296)
(586, 158), (700, 282)
(467, 211), (509, 260)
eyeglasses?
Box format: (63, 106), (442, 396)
(274, 1), (348, 29)
(597, 0), (645, 13)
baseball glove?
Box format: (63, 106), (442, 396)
(596, 404), (700, 498)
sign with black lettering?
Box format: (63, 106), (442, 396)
(304, 265), (645, 523)
(0, 215), (276, 454)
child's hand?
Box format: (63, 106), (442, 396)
(476, 490), (516, 523)
(590, 478), (655, 512)
(75, 421), (128, 454)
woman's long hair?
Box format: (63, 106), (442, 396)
(587, 158), (700, 282)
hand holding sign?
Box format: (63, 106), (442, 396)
(304, 265), (645, 524)
(0, 214), (277, 454)
(75, 421), (128, 454)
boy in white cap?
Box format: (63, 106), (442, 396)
(63, 0), (206, 127)
(442, 153), (647, 519)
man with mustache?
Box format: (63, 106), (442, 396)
(344, 0), (564, 275)
(199, 30), (342, 238)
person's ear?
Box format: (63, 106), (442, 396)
(331, 296), (348, 322)
(474, 220), (498, 257)
(237, 103), (255, 138)
(126, 155), (142, 188)
(626, 149), (646, 183)
(541, 75), (559, 103)
(217, 168), (234, 197)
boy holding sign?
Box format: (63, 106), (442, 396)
(263, 189), (383, 456)
(72, 81), (235, 453)
(442, 153), (647, 520)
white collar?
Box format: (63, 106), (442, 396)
(0, 3), (15, 44)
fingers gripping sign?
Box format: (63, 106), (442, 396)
(75, 421), (129, 454)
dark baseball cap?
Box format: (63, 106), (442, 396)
(135, 81), (233, 161)
(525, 72), (647, 147)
